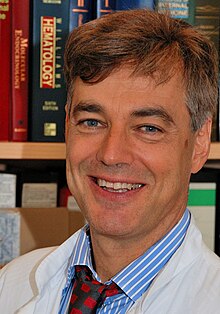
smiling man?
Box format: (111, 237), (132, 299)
(1, 9), (220, 314)
(65, 69), (198, 282)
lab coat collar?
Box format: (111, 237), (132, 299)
(19, 218), (201, 313)
(35, 229), (82, 290)
(17, 229), (82, 313)
(131, 216), (202, 304)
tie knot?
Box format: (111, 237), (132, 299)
(68, 265), (122, 314)
(75, 265), (121, 297)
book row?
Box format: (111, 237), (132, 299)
(0, 171), (73, 208)
(0, 0), (219, 142)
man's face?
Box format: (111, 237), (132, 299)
(66, 68), (210, 242)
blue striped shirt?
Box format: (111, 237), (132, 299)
(58, 209), (190, 314)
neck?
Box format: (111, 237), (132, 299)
(89, 210), (185, 282)
(90, 235), (147, 283)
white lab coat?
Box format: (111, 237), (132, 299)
(0, 218), (220, 314)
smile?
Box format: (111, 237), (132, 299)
(96, 178), (144, 193)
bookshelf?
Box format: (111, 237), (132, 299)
(209, 143), (220, 160)
(0, 142), (66, 160)
(0, 142), (220, 160)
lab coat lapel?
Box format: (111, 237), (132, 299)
(127, 219), (202, 313)
(16, 230), (81, 313)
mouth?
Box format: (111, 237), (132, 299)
(93, 177), (144, 193)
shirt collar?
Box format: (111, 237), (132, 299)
(66, 209), (190, 302)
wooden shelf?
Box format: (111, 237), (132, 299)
(0, 142), (66, 160)
(208, 142), (220, 160)
(0, 141), (219, 160)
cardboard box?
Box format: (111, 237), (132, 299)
(0, 207), (85, 266)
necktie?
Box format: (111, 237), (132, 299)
(68, 265), (122, 314)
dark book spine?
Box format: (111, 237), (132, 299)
(69, 0), (93, 31)
(194, 1), (219, 55)
(194, 1), (220, 141)
(94, 0), (116, 18)
(0, 0), (11, 141)
(156, 0), (195, 25)
(30, 0), (69, 142)
(11, 0), (30, 142)
(116, 0), (155, 10)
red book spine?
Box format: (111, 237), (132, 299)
(11, 0), (30, 141)
(59, 185), (71, 207)
(0, 0), (11, 141)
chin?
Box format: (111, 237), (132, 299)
(89, 218), (134, 237)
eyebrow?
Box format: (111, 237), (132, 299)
(72, 102), (104, 115)
(72, 102), (175, 125)
(131, 107), (175, 124)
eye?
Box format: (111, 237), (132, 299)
(82, 119), (100, 127)
(77, 119), (103, 128)
(76, 118), (106, 132)
(139, 125), (162, 133)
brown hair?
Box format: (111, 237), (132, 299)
(64, 9), (218, 131)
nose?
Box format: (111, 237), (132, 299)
(96, 126), (134, 167)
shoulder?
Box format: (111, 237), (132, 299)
(0, 246), (56, 288)
(0, 228), (83, 312)
(195, 242), (220, 293)
(0, 247), (56, 312)
(0, 227), (83, 288)
(128, 248), (220, 314)
(177, 219), (220, 296)
(1, 246), (56, 271)
(128, 220), (220, 314)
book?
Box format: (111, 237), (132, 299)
(0, 173), (17, 208)
(5, 164), (60, 207)
(194, 0), (220, 53)
(59, 185), (71, 207)
(22, 183), (58, 208)
(156, 0), (195, 24)
(29, 0), (70, 142)
(116, 0), (155, 10)
(67, 195), (82, 212)
(69, 0), (93, 31)
(0, 0), (11, 141)
(0, 209), (20, 265)
(94, 0), (116, 18)
(11, 0), (30, 142)
(194, 1), (220, 141)
(188, 182), (216, 251)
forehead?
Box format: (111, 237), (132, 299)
(71, 68), (186, 115)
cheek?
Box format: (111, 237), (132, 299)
(138, 146), (187, 194)
(66, 142), (84, 192)
(66, 137), (87, 167)
(66, 158), (76, 194)
(67, 132), (102, 163)
(137, 145), (174, 174)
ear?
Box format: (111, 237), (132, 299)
(191, 117), (212, 174)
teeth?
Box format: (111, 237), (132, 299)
(97, 179), (143, 191)
(106, 181), (114, 188)
(114, 182), (122, 190)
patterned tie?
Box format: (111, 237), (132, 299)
(68, 265), (122, 314)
